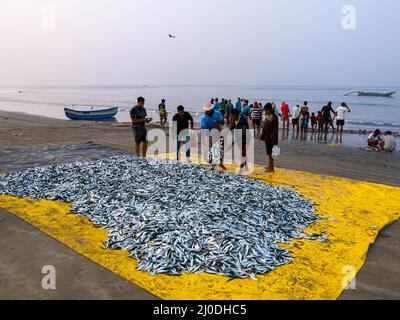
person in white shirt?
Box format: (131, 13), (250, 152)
(291, 105), (301, 132)
(368, 129), (383, 150)
(383, 131), (396, 153)
(336, 102), (351, 135)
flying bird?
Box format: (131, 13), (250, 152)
(168, 34), (176, 39)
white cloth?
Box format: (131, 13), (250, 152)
(368, 133), (381, 142)
(384, 135), (396, 152)
(336, 106), (348, 120)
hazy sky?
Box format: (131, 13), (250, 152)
(0, 0), (399, 86)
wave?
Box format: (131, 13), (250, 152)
(347, 120), (400, 128)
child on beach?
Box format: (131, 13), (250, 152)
(317, 111), (323, 132)
(310, 113), (317, 131)
(158, 99), (168, 127)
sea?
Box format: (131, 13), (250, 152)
(0, 85), (399, 133)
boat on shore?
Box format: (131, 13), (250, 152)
(64, 106), (118, 121)
(345, 90), (396, 97)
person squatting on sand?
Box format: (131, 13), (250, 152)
(130, 96), (152, 157)
(368, 129), (384, 151)
(173, 105), (194, 162)
(383, 131), (397, 153)
(261, 103), (279, 173)
(201, 102), (227, 171)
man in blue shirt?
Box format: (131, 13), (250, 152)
(236, 98), (242, 112)
(213, 98), (221, 111)
(201, 102), (227, 170)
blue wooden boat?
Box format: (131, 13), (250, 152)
(64, 106), (118, 120)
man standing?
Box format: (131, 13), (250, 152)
(200, 102), (227, 170)
(299, 102), (310, 135)
(250, 101), (263, 138)
(291, 104), (301, 132)
(236, 98), (242, 112)
(321, 102), (336, 133)
(241, 100), (251, 117)
(130, 96), (152, 157)
(230, 108), (250, 171)
(336, 102), (351, 136)
(158, 99), (168, 128)
(172, 105), (194, 162)
(225, 99), (234, 126)
(280, 102), (291, 130)
(214, 98), (221, 111)
(261, 103), (279, 173)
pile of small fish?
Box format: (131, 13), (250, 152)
(0, 156), (322, 279)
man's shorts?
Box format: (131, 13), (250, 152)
(252, 119), (262, 126)
(336, 120), (345, 126)
(292, 118), (299, 125)
(300, 118), (308, 127)
(132, 127), (148, 144)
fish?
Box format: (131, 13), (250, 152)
(0, 155), (323, 279)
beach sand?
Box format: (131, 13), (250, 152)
(0, 110), (399, 299)
(1, 110), (399, 186)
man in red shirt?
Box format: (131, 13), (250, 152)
(280, 102), (291, 130)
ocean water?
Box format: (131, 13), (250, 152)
(0, 85), (399, 133)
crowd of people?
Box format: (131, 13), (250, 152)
(129, 96), (397, 173)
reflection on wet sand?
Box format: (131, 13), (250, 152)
(280, 128), (348, 147)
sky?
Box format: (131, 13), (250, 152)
(0, 0), (399, 86)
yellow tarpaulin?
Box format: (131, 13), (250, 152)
(0, 157), (399, 300)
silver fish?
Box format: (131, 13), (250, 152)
(0, 155), (323, 279)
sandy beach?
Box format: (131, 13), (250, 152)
(1, 110), (399, 186)
(1, 110), (399, 300)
